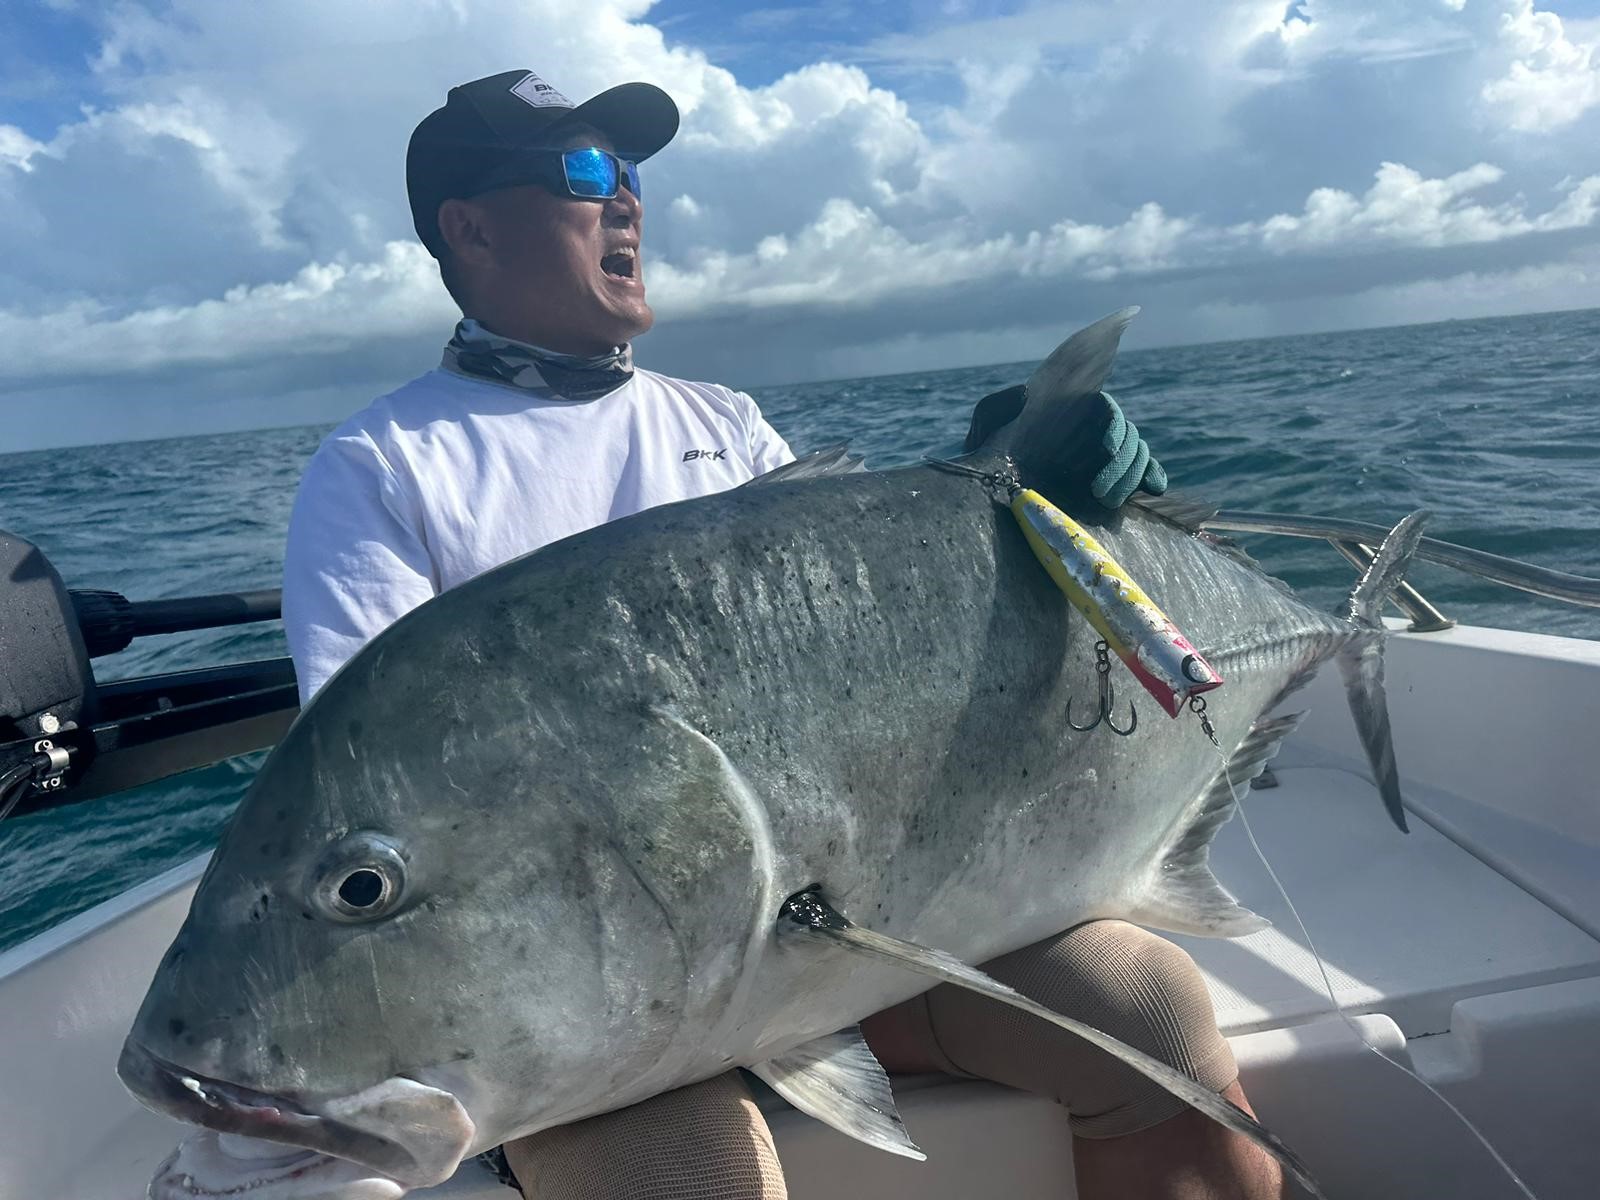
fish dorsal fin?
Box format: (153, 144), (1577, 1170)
(1024, 306), (1138, 410)
(975, 307), (1138, 490)
(778, 893), (1325, 1199)
(1127, 490), (1220, 532)
(744, 442), (866, 487)
(962, 383), (1028, 451)
(1127, 490), (1302, 600)
(1125, 712), (1304, 938)
(749, 1026), (923, 1160)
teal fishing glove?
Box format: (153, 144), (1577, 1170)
(1091, 392), (1167, 509)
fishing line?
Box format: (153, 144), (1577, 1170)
(1210, 739), (1540, 1200)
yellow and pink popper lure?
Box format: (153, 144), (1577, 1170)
(1008, 486), (1224, 736)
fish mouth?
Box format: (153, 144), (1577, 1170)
(147, 1129), (404, 1200)
(118, 1040), (473, 1187)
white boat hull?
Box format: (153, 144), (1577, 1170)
(3, 624), (1597, 1199)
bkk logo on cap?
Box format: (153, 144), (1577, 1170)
(509, 72), (573, 110)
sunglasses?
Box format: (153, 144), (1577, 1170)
(477, 147), (642, 202)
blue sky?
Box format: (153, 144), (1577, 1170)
(3, 0), (1600, 450)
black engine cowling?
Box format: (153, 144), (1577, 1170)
(0, 528), (94, 742)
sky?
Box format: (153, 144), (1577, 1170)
(2, 0), (1599, 451)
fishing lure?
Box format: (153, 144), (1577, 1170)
(922, 455), (1224, 740)
(1008, 486), (1223, 739)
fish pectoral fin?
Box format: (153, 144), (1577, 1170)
(778, 892), (1325, 1200)
(750, 1027), (924, 1161)
(1125, 712), (1305, 938)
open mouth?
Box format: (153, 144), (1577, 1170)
(147, 1130), (402, 1200)
(118, 1041), (416, 1182)
(601, 246), (637, 280)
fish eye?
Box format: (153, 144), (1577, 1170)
(339, 869), (385, 909)
(308, 832), (408, 923)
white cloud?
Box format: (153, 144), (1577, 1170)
(1481, 0), (1600, 131)
(5, 155), (1593, 391)
(1187, 241), (1600, 342)
(1258, 161), (1600, 249)
(1, 0), (1598, 441)
(0, 242), (452, 387)
(0, 125), (45, 170)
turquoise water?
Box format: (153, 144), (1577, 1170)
(2, 308), (1598, 951)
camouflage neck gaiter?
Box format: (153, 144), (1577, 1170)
(441, 319), (634, 402)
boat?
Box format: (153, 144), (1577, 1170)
(1, 513), (1597, 1200)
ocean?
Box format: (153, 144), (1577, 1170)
(2, 307), (1598, 952)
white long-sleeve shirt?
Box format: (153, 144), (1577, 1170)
(282, 366), (794, 702)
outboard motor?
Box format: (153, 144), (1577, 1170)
(0, 529), (94, 742)
(0, 529), (91, 814)
(0, 529), (298, 822)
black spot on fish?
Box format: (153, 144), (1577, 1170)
(268, 1043), (286, 1066)
(168, 1018), (186, 1038)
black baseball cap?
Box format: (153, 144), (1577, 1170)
(407, 69), (680, 258)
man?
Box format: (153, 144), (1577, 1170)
(282, 70), (1285, 1200)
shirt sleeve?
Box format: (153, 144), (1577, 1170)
(733, 391), (795, 472)
(281, 433), (438, 704)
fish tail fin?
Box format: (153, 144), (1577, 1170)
(963, 307), (1139, 496)
(1335, 510), (1430, 833)
(779, 892), (1326, 1200)
(1126, 712), (1304, 937)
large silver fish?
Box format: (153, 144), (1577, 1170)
(119, 310), (1419, 1199)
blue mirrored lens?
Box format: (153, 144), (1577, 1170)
(562, 148), (619, 198)
(624, 161), (641, 199)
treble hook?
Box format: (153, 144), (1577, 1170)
(1067, 640), (1138, 736)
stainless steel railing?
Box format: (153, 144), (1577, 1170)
(1204, 510), (1600, 631)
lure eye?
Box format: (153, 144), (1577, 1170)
(309, 832), (408, 923)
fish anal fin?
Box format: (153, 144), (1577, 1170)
(750, 1027), (924, 1161)
(778, 892), (1325, 1198)
(1126, 713), (1305, 938)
